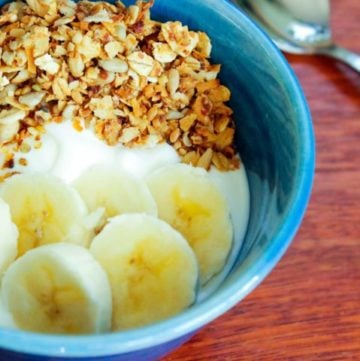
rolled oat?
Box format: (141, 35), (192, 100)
(0, 0), (239, 173)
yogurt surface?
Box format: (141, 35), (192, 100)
(10, 122), (180, 183)
(0, 121), (250, 326)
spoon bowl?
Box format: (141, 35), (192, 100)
(233, 0), (360, 72)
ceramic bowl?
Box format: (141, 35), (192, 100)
(0, 0), (315, 360)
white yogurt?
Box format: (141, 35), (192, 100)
(0, 120), (250, 327)
(10, 122), (180, 182)
(200, 165), (250, 300)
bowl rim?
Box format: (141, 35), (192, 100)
(0, 0), (315, 357)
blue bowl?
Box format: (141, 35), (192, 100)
(0, 0), (315, 360)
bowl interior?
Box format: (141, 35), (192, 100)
(152, 0), (313, 289)
(0, 0), (314, 358)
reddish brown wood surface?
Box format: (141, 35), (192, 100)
(165, 1), (360, 360)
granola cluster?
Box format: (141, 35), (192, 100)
(0, 0), (239, 173)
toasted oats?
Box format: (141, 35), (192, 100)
(179, 113), (197, 132)
(102, 71), (116, 85)
(152, 42), (177, 63)
(197, 148), (213, 170)
(84, 8), (110, 23)
(99, 59), (128, 73)
(127, 5), (139, 25)
(213, 151), (233, 171)
(52, 77), (70, 100)
(72, 117), (83, 131)
(166, 110), (184, 120)
(173, 140), (182, 150)
(62, 104), (77, 120)
(196, 32), (212, 57)
(196, 79), (219, 93)
(214, 116), (230, 134)
(71, 89), (83, 104)
(0, 75), (9, 88)
(0, 121), (20, 144)
(54, 15), (74, 26)
(68, 53), (85, 77)
(102, 118), (122, 145)
(182, 150), (199, 166)
(167, 68), (180, 98)
(208, 85), (231, 103)
(127, 68), (140, 89)
(0, 108), (26, 125)
(35, 54), (60, 74)
(193, 94), (212, 123)
(0, 13), (17, 25)
(215, 128), (235, 150)
(1, 50), (15, 66)
(127, 51), (154, 76)
(103, 22), (127, 41)
(26, 0), (57, 21)
(53, 45), (67, 57)
(23, 26), (50, 57)
(0, 108), (24, 144)
(59, 1), (76, 16)
(161, 21), (199, 57)
(119, 126), (139, 144)
(182, 132), (192, 147)
(169, 128), (180, 144)
(18, 91), (45, 108)
(4, 84), (17, 98)
(90, 95), (115, 119)
(77, 34), (101, 62)
(0, 0), (238, 173)
(104, 41), (123, 59)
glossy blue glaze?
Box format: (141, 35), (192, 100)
(0, 0), (315, 360)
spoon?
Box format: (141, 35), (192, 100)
(232, 0), (360, 73)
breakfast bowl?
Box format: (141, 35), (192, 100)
(0, 0), (315, 359)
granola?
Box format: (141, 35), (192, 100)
(0, 0), (240, 173)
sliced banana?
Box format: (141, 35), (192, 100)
(146, 164), (233, 285)
(1, 243), (112, 334)
(90, 214), (198, 331)
(0, 198), (18, 274)
(73, 164), (157, 223)
(0, 173), (89, 256)
(0, 289), (17, 329)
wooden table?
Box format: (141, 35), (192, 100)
(166, 1), (360, 360)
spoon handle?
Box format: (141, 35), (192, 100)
(318, 45), (360, 73)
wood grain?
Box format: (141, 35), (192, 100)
(165, 1), (360, 360)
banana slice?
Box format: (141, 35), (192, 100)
(1, 243), (112, 334)
(90, 214), (198, 331)
(0, 289), (17, 329)
(146, 164), (233, 285)
(0, 173), (89, 257)
(0, 198), (18, 274)
(73, 165), (157, 222)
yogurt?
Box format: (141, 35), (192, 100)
(10, 122), (180, 183)
(201, 165), (249, 300)
(0, 120), (250, 326)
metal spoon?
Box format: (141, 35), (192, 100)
(232, 0), (360, 72)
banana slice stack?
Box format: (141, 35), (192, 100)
(0, 163), (233, 333)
